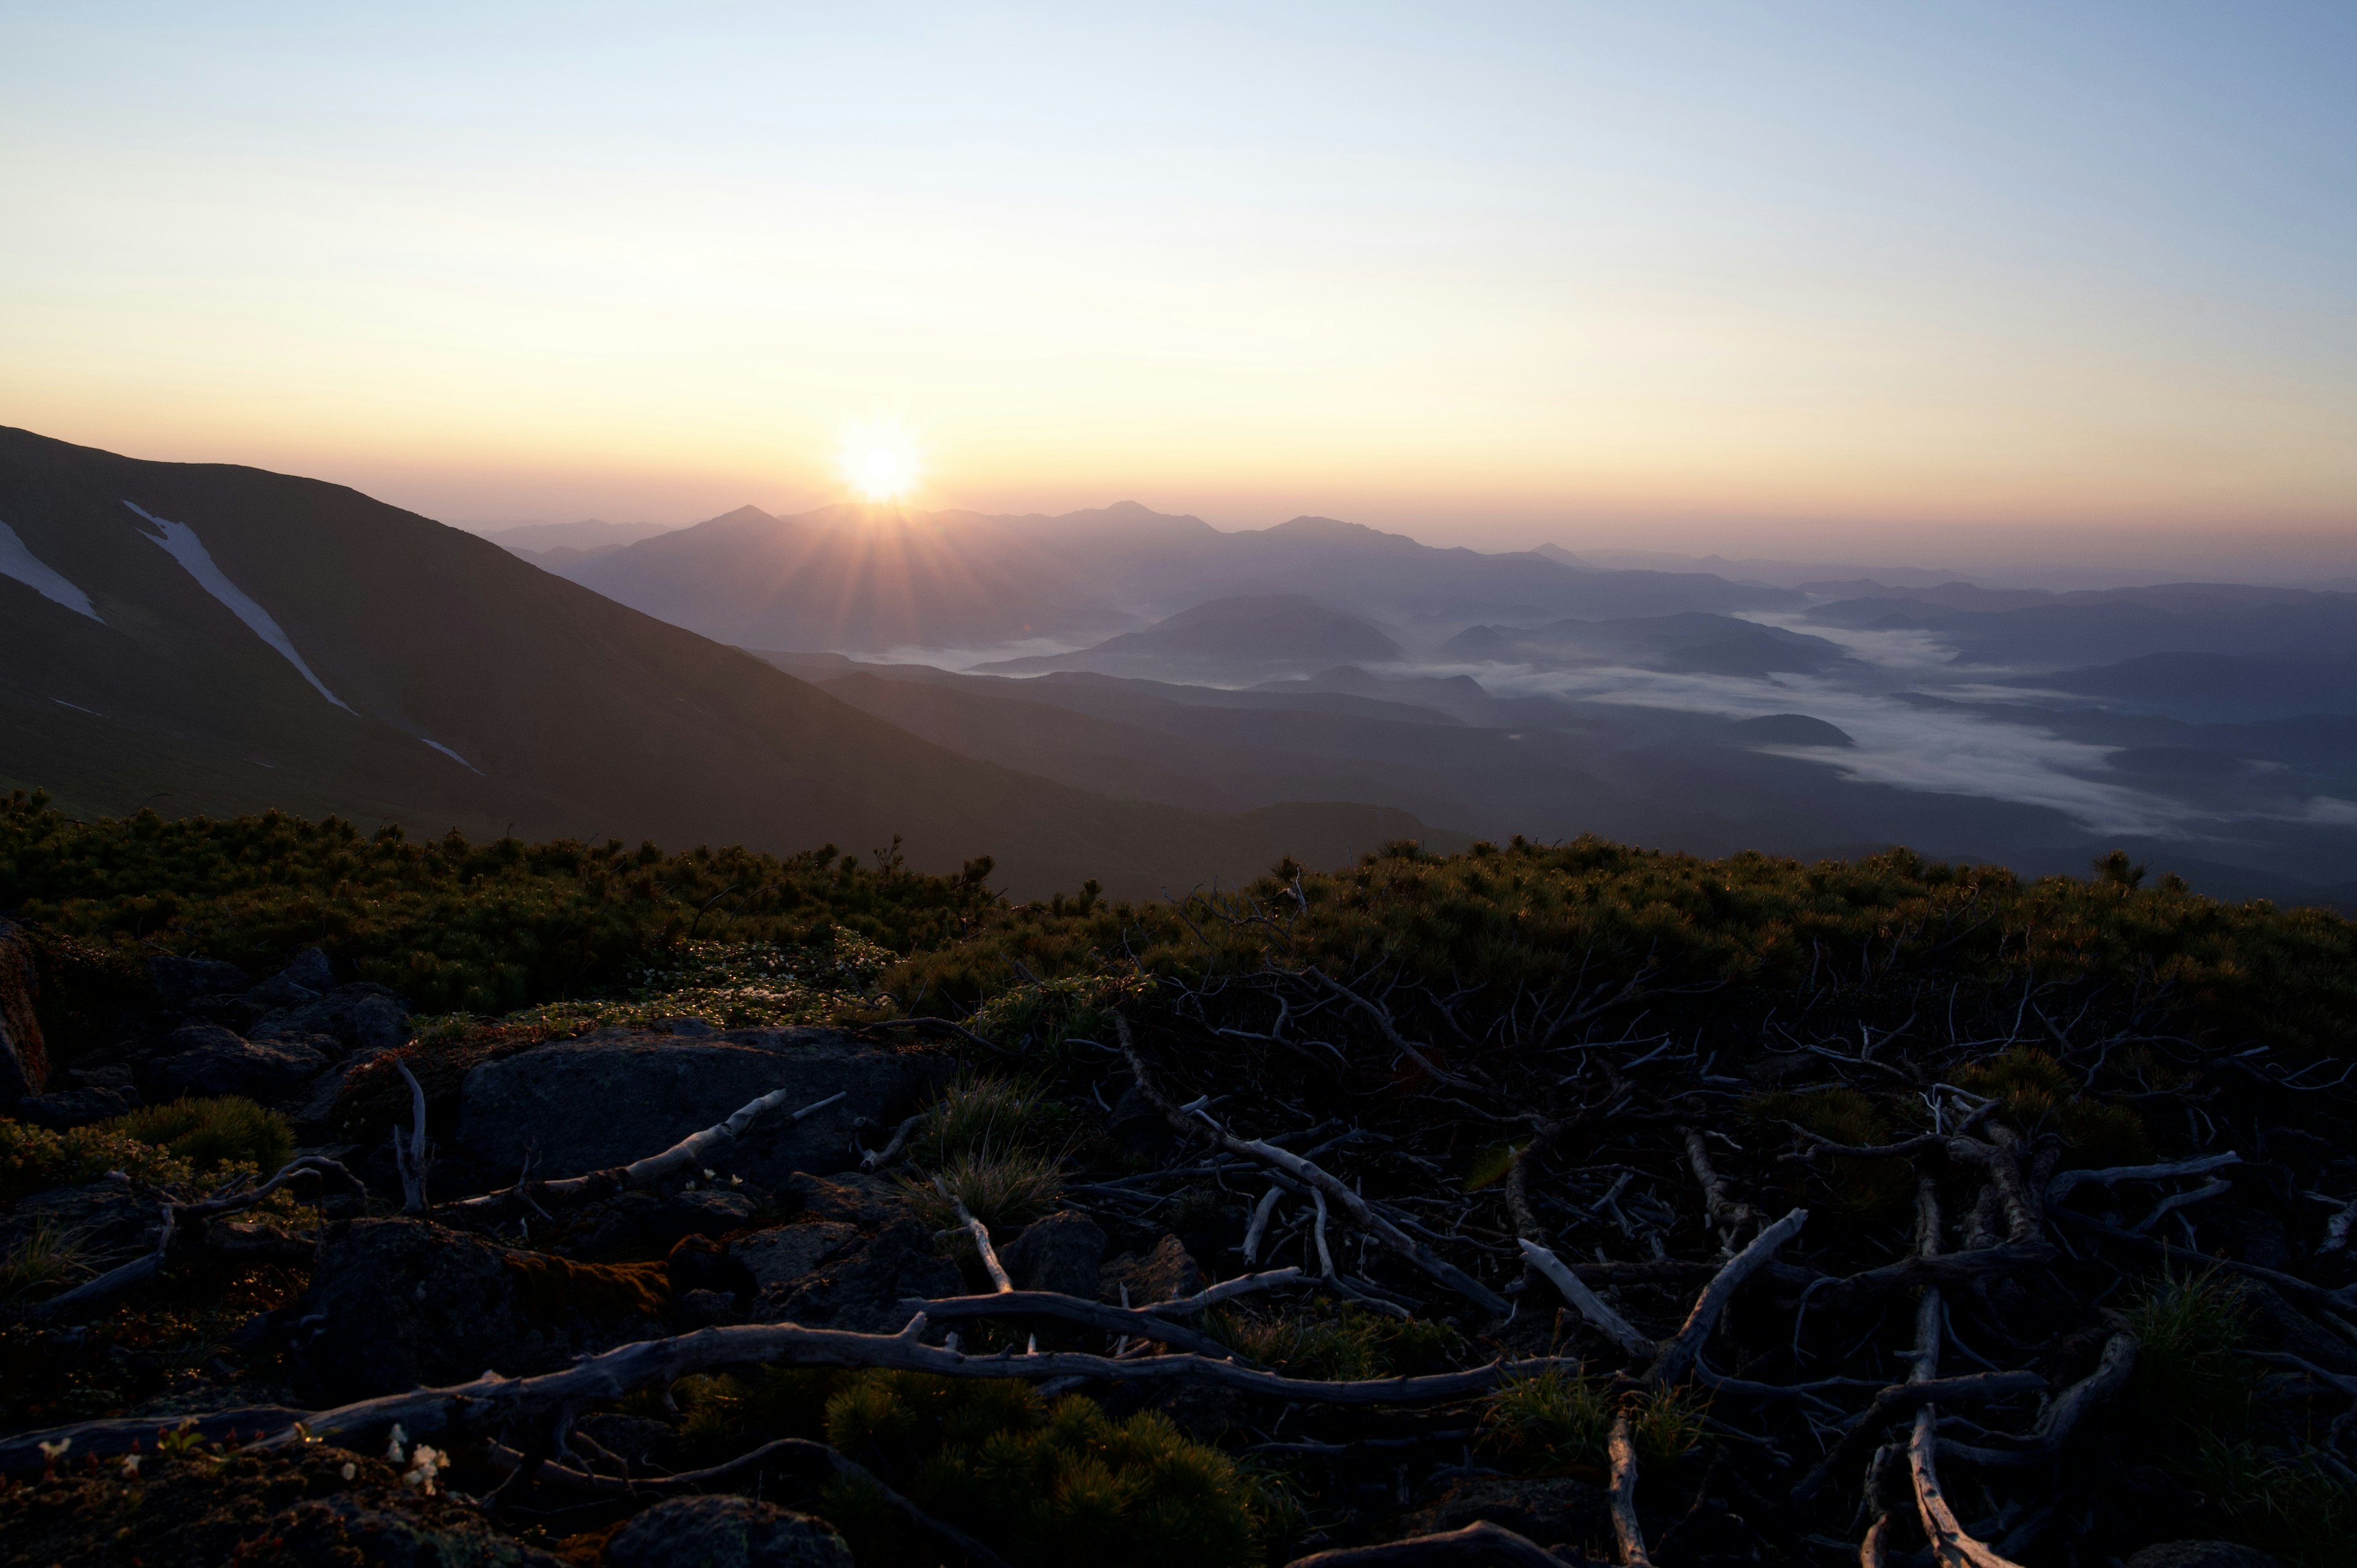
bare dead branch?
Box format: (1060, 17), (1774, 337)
(1520, 1238), (1653, 1358)
(1609, 1406), (1652, 1566)
(1117, 1014), (1510, 1316)
(1644, 1207), (1806, 1389)
(1282, 1521), (1569, 1567)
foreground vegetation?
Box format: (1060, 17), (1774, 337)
(7, 793), (2357, 1566)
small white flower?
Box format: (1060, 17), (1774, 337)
(120, 1454), (142, 1478)
(37, 1438), (69, 1464)
(702, 1168), (716, 1180)
(682, 1180), (697, 1190)
(403, 1443), (443, 1496)
(341, 1462), (357, 1481)
(384, 1424), (407, 1464)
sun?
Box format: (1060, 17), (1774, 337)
(837, 421), (921, 503)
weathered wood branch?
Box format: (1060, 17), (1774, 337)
(442, 1087), (848, 1219)
(896, 1289), (1244, 1359)
(1282, 1521), (1569, 1567)
(1520, 1238), (1654, 1358)
(2045, 1151), (2241, 1207)
(1789, 1372), (2048, 1502)
(1643, 1207), (1806, 1389)
(1118, 1014), (1511, 1316)
(1609, 1406), (1652, 1566)
(0, 1320), (1603, 1471)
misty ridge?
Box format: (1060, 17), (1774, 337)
(486, 500), (2357, 909)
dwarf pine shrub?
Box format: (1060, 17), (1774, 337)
(106, 1098), (294, 1176)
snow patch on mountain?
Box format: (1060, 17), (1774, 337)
(123, 501), (354, 713)
(420, 738), (484, 773)
(0, 519), (102, 619)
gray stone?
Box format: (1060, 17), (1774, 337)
(764, 1218), (963, 1332)
(2124, 1543), (2283, 1568)
(606, 1497), (854, 1568)
(15, 1086), (141, 1129)
(454, 1027), (943, 1184)
(291, 1218), (673, 1405)
(252, 983), (411, 1059)
(1396, 1475), (1617, 1564)
(0, 918), (48, 1104)
(145, 953), (250, 1008)
(551, 1188), (758, 1261)
(780, 1170), (911, 1226)
(732, 1221), (862, 1291)
(147, 1024), (330, 1102)
(1004, 1210), (1107, 1297)
(1101, 1234), (1203, 1304)
(0, 1181), (165, 1270)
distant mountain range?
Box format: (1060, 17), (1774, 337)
(0, 429), (1453, 896)
(975, 595), (1404, 679)
(556, 501), (1800, 653)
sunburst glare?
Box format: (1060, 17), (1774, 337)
(837, 421), (921, 504)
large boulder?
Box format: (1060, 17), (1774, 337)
(144, 953), (249, 1009)
(732, 1220), (863, 1292)
(551, 1187), (760, 1260)
(762, 1218), (962, 1333)
(1004, 1210), (1107, 1297)
(0, 1181), (165, 1273)
(147, 1023), (330, 1101)
(251, 982), (411, 1059)
(290, 1218), (673, 1405)
(0, 919), (47, 1103)
(455, 1026), (942, 1184)
(606, 1497), (854, 1568)
(15, 1084), (141, 1129)
(244, 945), (338, 1007)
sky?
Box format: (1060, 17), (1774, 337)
(3, 2), (2355, 573)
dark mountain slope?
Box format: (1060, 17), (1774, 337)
(0, 428), (1448, 897)
(1438, 611), (1852, 676)
(975, 594), (1404, 678)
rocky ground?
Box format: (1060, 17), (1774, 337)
(2, 908), (2354, 1568)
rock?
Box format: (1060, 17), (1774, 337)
(2124, 1543), (2283, 1568)
(288, 1045), (394, 1137)
(733, 1221), (864, 1292)
(607, 1496), (855, 1568)
(245, 946), (336, 1007)
(780, 1169), (911, 1226)
(2191, 1203), (2291, 1270)
(290, 1217), (673, 1405)
(552, 1188), (760, 1261)
(455, 1027), (943, 1183)
(144, 953), (250, 1008)
(1105, 1078), (1178, 1162)
(0, 918), (48, 1103)
(1004, 1210), (1107, 1297)
(0, 1181), (164, 1269)
(1395, 1475), (1619, 1563)
(1101, 1234), (1203, 1305)
(147, 1023), (330, 1101)
(252, 983), (411, 1059)
(0, 1444), (568, 1567)
(765, 1218), (963, 1332)
(2238, 1281), (2357, 1375)
(14, 1084), (141, 1129)
(670, 1233), (759, 1299)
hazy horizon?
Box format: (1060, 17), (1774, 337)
(5, 3), (2353, 574)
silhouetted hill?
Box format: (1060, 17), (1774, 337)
(0, 428), (1457, 896)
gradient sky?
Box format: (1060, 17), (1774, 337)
(3, 2), (2354, 570)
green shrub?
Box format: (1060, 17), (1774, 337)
(1478, 1372), (1707, 1479)
(106, 1098), (293, 1176)
(824, 1372), (1268, 1568)
(907, 1150), (1066, 1235)
(1209, 1302), (1465, 1381)
(670, 1368), (1275, 1567)
(1, 1117), (195, 1200)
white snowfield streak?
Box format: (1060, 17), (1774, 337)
(0, 519), (102, 620)
(122, 501), (354, 713)
(420, 738), (484, 774)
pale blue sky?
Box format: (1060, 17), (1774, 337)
(3, 2), (2353, 566)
